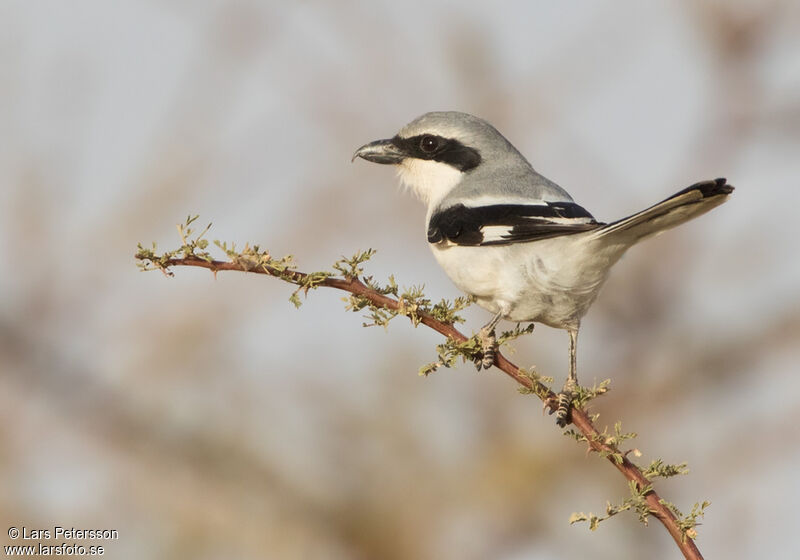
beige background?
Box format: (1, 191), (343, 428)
(1, 1), (798, 558)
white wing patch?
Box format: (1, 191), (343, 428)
(479, 225), (516, 243)
(479, 216), (595, 243)
(462, 195), (550, 208)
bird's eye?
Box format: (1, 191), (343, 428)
(420, 135), (439, 153)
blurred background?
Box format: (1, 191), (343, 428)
(1, 1), (799, 558)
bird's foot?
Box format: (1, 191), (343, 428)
(554, 383), (576, 427)
(474, 326), (497, 371)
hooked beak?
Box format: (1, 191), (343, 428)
(352, 138), (405, 164)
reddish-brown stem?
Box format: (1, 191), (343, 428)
(145, 255), (703, 560)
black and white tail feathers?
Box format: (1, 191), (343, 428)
(425, 178), (733, 248)
(591, 178), (733, 243)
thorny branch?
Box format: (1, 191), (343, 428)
(135, 217), (708, 560)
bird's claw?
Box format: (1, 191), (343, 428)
(543, 396), (556, 415)
(554, 389), (574, 427)
(474, 327), (497, 370)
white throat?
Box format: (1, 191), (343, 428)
(396, 159), (463, 209)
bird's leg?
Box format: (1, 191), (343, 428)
(555, 328), (579, 427)
(475, 311), (503, 370)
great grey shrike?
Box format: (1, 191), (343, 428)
(353, 111), (733, 426)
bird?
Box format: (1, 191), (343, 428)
(352, 111), (733, 426)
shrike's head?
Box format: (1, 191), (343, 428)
(353, 111), (531, 207)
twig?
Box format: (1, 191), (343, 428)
(137, 253), (704, 560)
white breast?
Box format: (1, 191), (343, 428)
(429, 234), (623, 330)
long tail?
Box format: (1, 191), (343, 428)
(589, 178), (734, 243)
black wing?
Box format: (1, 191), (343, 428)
(427, 202), (604, 246)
